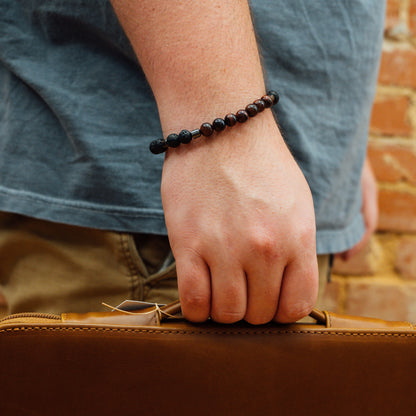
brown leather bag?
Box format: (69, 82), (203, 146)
(1, 301), (415, 416)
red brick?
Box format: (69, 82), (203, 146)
(368, 142), (416, 185)
(332, 239), (380, 276)
(378, 189), (416, 232)
(410, 0), (416, 36)
(370, 96), (412, 136)
(396, 238), (416, 280)
(345, 280), (416, 321)
(385, 0), (401, 32)
(378, 49), (416, 88)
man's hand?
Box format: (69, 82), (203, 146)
(162, 112), (318, 324)
(111, 0), (318, 324)
(337, 157), (378, 261)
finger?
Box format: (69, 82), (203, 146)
(361, 158), (378, 230)
(243, 259), (284, 325)
(362, 180), (378, 235)
(209, 256), (247, 324)
(339, 230), (371, 261)
(176, 251), (211, 322)
(339, 182), (379, 261)
(340, 158), (379, 261)
(274, 256), (318, 323)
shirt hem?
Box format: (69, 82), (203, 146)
(316, 214), (365, 255)
(0, 187), (168, 235)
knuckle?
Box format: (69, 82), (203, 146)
(296, 221), (316, 249)
(179, 244), (205, 261)
(249, 229), (279, 261)
(276, 300), (314, 323)
(181, 290), (209, 311)
(211, 308), (245, 324)
(244, 311), (275, 325)
(211, 279), (246, 323)
(180, 287), (210, 322)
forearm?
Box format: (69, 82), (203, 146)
(110, 0), (269, 135)
(111, 0), (318, 325)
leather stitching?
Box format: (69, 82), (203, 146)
(1, 326), (416, 337)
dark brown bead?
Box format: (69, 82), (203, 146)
(236, 110), (249, 123)
(245, 104), (258, 117)
(267, 90), (279, 105)
(253, 99), (265, 112)
(166, 133), (180, 148)
(191, 129), (201, 139)
(224, 113), (237, 127)
(178, 129), (192, 144)
(200, 123), (213, 136)
(149, 139), (168, 154)
(262, 95), (273, 108)
(212, 118), (226, 132)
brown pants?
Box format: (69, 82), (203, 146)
(0, 212), (329, 314)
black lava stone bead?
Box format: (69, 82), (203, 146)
(178, 129), (192, 144)
(212, 118), (226, 132)
(236, 110), (249, 123)
(200, 123), (214, 136)
(245, 104), (258, 117)
(166, 133), (181, 148)
(267, 90), (279, 105)
(224, 113), (237, 127)
(149, 139), (168, 154)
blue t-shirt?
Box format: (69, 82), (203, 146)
(0, 0), (385, 254)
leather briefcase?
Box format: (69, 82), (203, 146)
(1, 301), (415, 416)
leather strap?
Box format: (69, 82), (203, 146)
(61, 300), (414, 330)
(158, 300), (327, 322)
(158, 301), (415, 329)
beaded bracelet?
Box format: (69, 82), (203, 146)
(149, 90), (279, 154)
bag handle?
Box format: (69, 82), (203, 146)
(158, 301), (414, 330)
(63, 301), (414, 330)
(158, 300), (327, 324)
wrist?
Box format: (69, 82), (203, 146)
(161, 110), (285, 168)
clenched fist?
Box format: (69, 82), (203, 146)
(162, 113), (318, 324)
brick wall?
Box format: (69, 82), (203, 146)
(325, 0), (416, 321)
